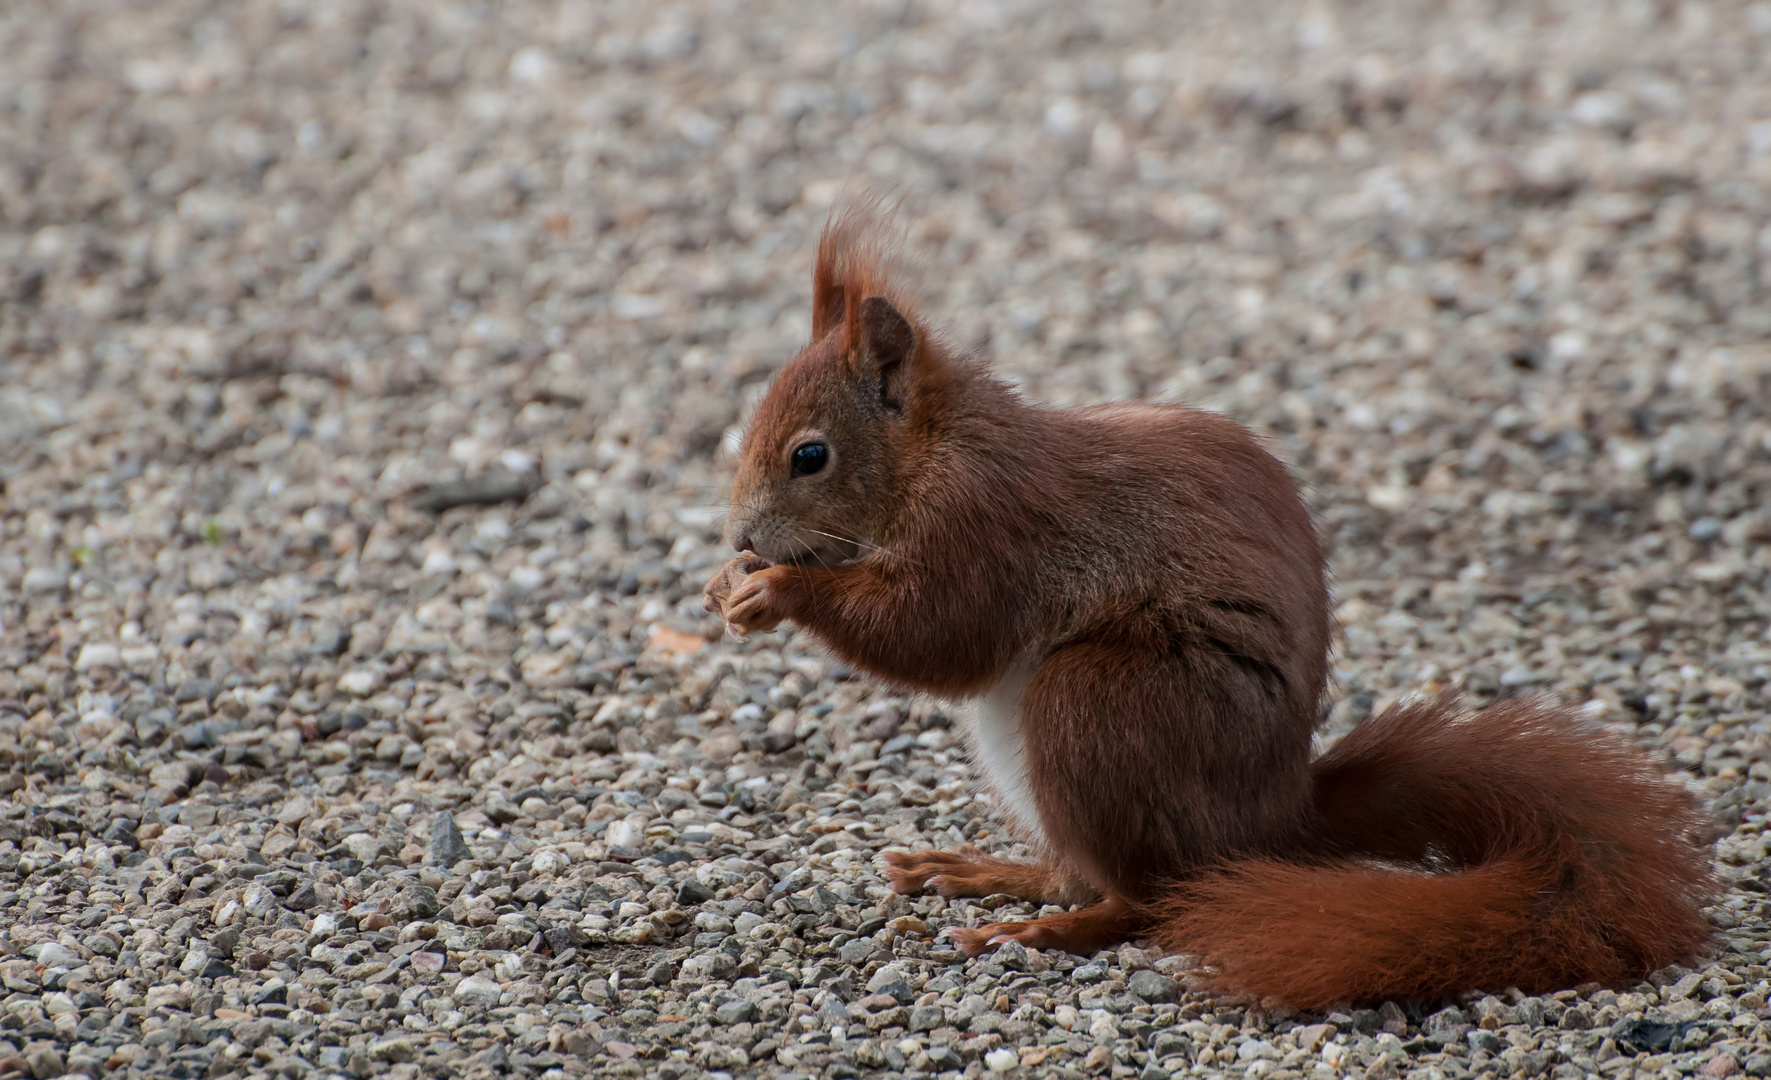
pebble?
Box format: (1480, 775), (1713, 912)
(453, 976), (503, 1008)
(429, 811), (472, 867)
(0, 3), (1766, 1080)
(1129, 968), (1180, 1003)
(986, 1047), (1020, 1072)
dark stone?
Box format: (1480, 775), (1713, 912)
(760, 731), (797, 753)
(44, 810), (84, 836)
(474, 1043), (511, 1071)
(429, 811), (471, 867)
(254, 870), (300, 895)
(909, 1005), (944, 1033)
(838, 938), (880, 965)
(249, 984), (287, 1006)
(483, 929), (517, 951)
(545, 926), (587, 954)
(209, 927), (241, 958)
(403, 884), (441, 919)
(926, 1045), (962, 1070)
(993, 939), (1027, 970)
(822, 973), (857, 1002)
(411, 471), (537, 513)
(283, 882), (320, 911)
(818, 997), (850, 1025)
(1611, 1018), (1704, 1055)
(675, 878), (715, 905)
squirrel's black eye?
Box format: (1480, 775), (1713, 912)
(791, 441), (829, 477)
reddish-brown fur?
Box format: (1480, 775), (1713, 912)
(704, 203), (1717, 1008)
(1152, 695), (1716, 1006)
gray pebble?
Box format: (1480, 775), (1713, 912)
(1073, 960), (1108, 983)
(715, 998), (756, 1024)
(429, 811), (471, 867)
(1129, 968), (1180, 1003)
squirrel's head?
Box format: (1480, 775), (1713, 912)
(724, 203), (932, 567)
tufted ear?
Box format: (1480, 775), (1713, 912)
(858, 296), (916, 413)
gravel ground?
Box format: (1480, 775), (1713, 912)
(2, 1), (1770, 1079)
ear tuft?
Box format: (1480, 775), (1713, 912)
(812, 195), (903, 342)
(812, 280), (845, 341)
(860, 296), (916, 411)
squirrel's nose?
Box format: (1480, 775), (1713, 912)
(731, 530), (754, 554)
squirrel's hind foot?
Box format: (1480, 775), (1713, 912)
(881, 848), (1094, 905)
(950, 898), (1145, 957)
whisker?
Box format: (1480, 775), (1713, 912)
(800, 526), (919, 566)
(794, 534), (822, 615)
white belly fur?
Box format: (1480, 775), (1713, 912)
(967, 657), (1044, 847)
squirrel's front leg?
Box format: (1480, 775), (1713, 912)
(704, 556), (803, 637)
(706, 555), (1008, 694)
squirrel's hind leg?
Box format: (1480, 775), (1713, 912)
(949, 897), (1144, 957)
(882, 847), (1096, 906)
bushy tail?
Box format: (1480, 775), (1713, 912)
(1149, 696), (1718, 1009)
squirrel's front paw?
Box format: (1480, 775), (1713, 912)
(722, 564), (793, 636)
(702, 555), (771, 621)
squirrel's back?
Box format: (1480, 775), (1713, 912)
(904, 395), (1331, 703)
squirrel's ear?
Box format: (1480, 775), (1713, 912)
(858, 296), (916, 413)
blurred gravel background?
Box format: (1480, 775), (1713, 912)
(2, 1), (1770, 1079)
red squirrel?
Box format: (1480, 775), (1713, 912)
(702, 204), (1716, 1008)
